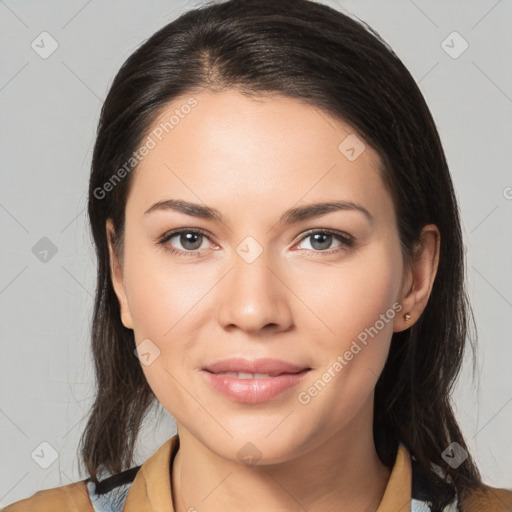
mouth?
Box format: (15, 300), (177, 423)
(202, 357), (311, 376)
(203, 369), (309, 379)
(200, 359), (312, 404)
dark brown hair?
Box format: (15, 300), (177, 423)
(81, 0), (484, 508)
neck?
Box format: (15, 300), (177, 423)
(171, 402), (391, 512)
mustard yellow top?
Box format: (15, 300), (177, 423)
(2, 434), (512, 511)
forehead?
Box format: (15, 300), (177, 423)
(126, 89), (392, 223)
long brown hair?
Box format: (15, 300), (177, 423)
(81, 0), (483, 508)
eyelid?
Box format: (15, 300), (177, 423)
(295, 228), (353, 244)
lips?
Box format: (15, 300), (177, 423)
(202, 357), (310, 376)
(201, 358), (312, 403)
(201, 360), (310, 404)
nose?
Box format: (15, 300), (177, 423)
(216, 245), (294, 335)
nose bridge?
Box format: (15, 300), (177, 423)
(234, 237), (273, 293)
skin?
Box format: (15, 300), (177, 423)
(107, 89), (440, 512)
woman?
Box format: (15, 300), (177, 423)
(3, 0), (511, 510)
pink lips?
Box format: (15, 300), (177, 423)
(203, 357), (309, 375)
(202, 357), (311, 404)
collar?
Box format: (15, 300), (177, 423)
(123, 435), (412, 511)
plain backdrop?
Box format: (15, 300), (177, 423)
(0, 0), (511, 506)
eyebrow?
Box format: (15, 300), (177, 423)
(144, 199), (373, 225)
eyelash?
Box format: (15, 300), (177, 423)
(157, 228), (356, 257)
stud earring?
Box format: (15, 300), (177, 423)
(403, 312), (412, 323)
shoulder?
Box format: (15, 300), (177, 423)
(459, 484), (512, 512)
(1, 437), (175, 512)
(1, 465), (141, 512)
(410, 455), (512, 512)
(86, 465), (141, 511)
(1, 480), (93, 512)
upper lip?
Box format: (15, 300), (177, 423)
(202, 358), (311, 376)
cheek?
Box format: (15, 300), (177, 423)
(122, 244), (219, 405)
(295, 243), (403, 352)
(125, 257), (204, 417)
(124, 243), (212, 340)
(293, 243), (403, 420)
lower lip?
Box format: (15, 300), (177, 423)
(202, 369), (310, 404)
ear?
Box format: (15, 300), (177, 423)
(393, 224), (440, 332)
(106, 219), (134, 330)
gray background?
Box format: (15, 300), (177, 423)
(0, 0), (511, 506)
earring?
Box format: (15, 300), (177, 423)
(403, 312), (412, 324)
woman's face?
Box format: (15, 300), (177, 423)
(108, 89), (412, 462)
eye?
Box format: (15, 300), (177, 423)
(295, 230), (355, 254)
(157, 228), (355, 257)
(158, 228), (214, 256)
